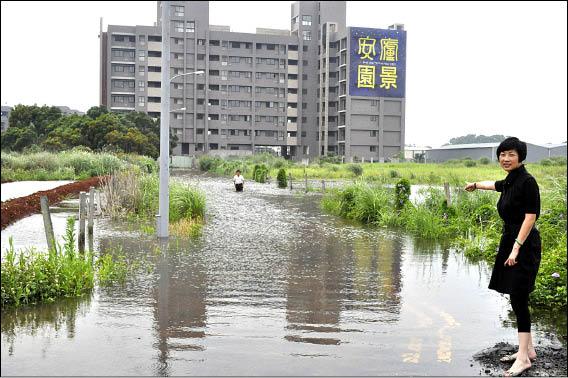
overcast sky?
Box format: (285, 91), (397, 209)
(1, 1), (566, 146)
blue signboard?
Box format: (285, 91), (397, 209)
(349, 27), (406, 98)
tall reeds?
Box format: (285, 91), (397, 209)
(99, 171), (205, 236)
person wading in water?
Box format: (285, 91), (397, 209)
(465, 137), (541, 377)
(233, 170), (244, 192)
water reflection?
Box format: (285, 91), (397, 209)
(285, 228), (347, 346)
(153, 239), (208, 376)
(1, 295), (92, 357)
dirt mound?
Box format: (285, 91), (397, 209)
(1, 176), (109, 230)
(473, 341), (567, 376)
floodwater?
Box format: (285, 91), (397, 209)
(1, 171), (565, 376)
(1, 180), (74, 202)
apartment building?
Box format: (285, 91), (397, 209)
(100, 1), (406, 162)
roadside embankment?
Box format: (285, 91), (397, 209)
(1, 176), (108, 230)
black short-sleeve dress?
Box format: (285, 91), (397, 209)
(489, 165), (541, 295)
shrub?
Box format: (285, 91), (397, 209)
(277, 168), (288, 188)
(347, 164), (363, 177)
(395, 178), (411, 210)
(253, 164), (269, 183)
(479, 157), (491, 165)
(198, 156), (222, 171)
(464, 160), (477, 167)
(389, 170), (400, 178)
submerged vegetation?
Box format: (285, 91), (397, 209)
(100, 170), (205, 238)
(321, 178), (567, 307)
(1, 218), (134, 307)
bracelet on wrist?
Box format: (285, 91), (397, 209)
(515, 238), (523, 247)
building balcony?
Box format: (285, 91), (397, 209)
(287, 93), (297, 102)
(148, 41), (161, 51)
(255, 136), (283, 145)
(287, 108), (297, 117)
(287, 65), (298, 75)
(148, 57), (162, 66)
(148, 87), (161, 97)
(287, 51), (298, 60)
(287, 79), (298, 88)
(148, 72), (161, 82)
(147, 102), (161, 112)
(286, 122), (297, 132)
(287, 136), (298, 145)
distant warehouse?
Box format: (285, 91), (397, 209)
(426, 142), (567, 163)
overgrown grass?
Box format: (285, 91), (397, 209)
(1, 218), (134, 307)
(197, 155), (565, 191)
(197, 153), (293, 181)
(321, 179), (567, 308)
(100, 171), (205, 237)
(1, 149), (157, 181)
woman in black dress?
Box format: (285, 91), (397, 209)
(465, 137), (541, 377)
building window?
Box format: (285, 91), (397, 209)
(302, 31), (312, 41)
(302, 15), (312, 26)
(173, 5), (184, 17)
(138, 81), (145, 91)
(138, 97), (145, 106)
(186, 21), (195, 33)
(174, 21), (184, 32)
(371, 115), (377, 121)
(370, 130), (377, 137)
(370, 146), (377, 152)
(197, 39), (205, 45)
(139, 66), (146, 76)
(138, 50), (145, 61)
(175, 113), (183, 120)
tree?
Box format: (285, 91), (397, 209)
(84, 113), (125, 151)
(1, 124), (38, 151)
(445, 134), (509, 145)
(86, 105), (108, 119)
(8, 104), (62, 140)
(42, 115), (86, 151)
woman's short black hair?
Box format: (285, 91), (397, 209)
(497, 137), (527, 162)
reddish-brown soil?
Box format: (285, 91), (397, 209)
(1, 176), (109, 230)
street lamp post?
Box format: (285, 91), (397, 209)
(157, 1), (204, 238)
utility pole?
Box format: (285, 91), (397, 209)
(157, 1), (171, 238)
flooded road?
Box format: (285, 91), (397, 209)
(1, 180), (74, 202)
(1, 171), (565, 375)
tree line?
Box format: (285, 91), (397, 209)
(1, 105), (178, 158)
(444, 134), (509, 145)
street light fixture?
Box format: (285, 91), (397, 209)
(157, 2), (205, 239)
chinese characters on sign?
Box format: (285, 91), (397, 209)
(350, 28), (406, 97)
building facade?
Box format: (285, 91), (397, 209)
(100, 1), (406, 161)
